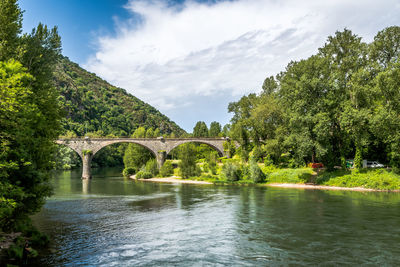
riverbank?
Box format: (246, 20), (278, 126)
(267, 183), (400, 192)
(134, 176), (213, 185)
(130, 175), (400, 192)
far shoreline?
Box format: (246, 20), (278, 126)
(129, 175), (400, 192)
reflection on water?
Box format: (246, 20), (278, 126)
(32, 167), (400, 266)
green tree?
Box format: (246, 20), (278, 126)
(369, 26), (400, 68)
(146, 128), (154, 138)
(159, 160), (174, 177)
(179, 144), (199, 178)
(132, 126), (146, 138)
(222, 124), (231, 137)
(209, 121), (221, 137)
(248, 157), (265, 183)
(0, 0), (22, 60)
(193, 121), (209, 137)
(123, 144), (153, 170)
(0, 0), (62, 232)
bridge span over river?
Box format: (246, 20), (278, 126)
(56, 137), (230, 179)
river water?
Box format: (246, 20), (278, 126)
(31, 167), (400, 266)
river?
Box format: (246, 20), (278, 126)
(31, 167), (400, 266)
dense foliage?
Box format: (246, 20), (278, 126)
(54, 56), (184, 137)
(228, 27), (400, 172)
(0, 0), (62, 257)
(52, 56), (185, 169)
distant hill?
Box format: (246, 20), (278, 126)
(53, 56), (184, 137)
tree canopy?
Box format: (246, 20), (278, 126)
(228, 27), (400, 171)
(0, 0), (62, 231)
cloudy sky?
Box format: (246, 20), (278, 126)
(20, 0), (400, 132)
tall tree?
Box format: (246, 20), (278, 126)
(0, 0), (22, 60)
(209, 121), (221, 137)
(0, 0), (62, 230)
(369, 26), (400, 68)
(193, 121), (209, 137)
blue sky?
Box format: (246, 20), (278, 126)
(20, 0), (130, 63)
(19, 0), (400, 132)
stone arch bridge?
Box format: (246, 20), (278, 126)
(56, 137), (230, 179)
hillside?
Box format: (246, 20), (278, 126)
(54, 56), (184, 137)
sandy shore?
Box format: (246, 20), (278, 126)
(131, 175), (212, 185)
(130, 175), (399, 192)
(266, 183), (400, 192)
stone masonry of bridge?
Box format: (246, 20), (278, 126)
(56, 137), (230, 179)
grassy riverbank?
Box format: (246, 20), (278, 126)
(134, 163), (400, 191)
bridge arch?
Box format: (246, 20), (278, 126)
(165, 140), (224, 157)
(92, 140), (158, 158)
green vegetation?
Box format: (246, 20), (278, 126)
(178, 143), (201, 178)
(317, 169), (400, 190)
(55, 57), (184, 137)
(227, 27), (400, 172)
(266, 168), (313, 184)
(0, 0), (61, 261)
(122, 167), (136, 177)
(159, 160), (174, 177)
(220, 161), (241, 182)
(52, 54), (185, 169)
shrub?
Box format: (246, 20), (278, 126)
(159, 160), (174, 177)
(221, 162), (242, 182)
(136, 171), (153, 179)
(249, 159), (265, 183)
(122, 167), (136, 177)
(241, 164), (250, 180)
(145, 159), (159, 177)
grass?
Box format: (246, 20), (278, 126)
(316, 168), (400, 190)
(265, 167), (314, 184)
(163, 162), (400, 190)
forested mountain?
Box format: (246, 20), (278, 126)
(54, 56), (184, 137)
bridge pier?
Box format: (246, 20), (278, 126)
(156, 151), (166, 169)
(82, 153), (93, 179)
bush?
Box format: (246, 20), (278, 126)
(122, 167), (136, 177)
(136, 171), (153, 179)
(159, 160), (174, 177)
(221, 162), (242, 182)
(249, 159), (265, 183)
(241, 164), (250, 180)
(145, 158), (159, 177)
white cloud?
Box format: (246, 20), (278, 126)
(85, 0), (400, 131)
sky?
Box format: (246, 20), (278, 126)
(19, 0), (400, 132)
